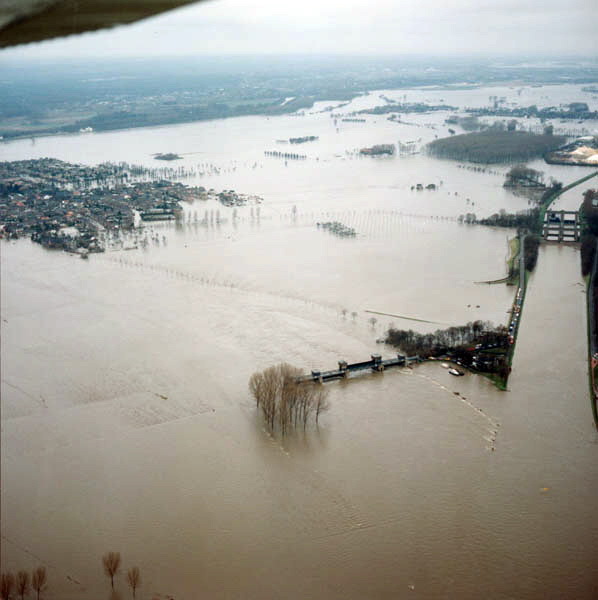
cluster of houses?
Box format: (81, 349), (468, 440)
(0, 159), (206, 253)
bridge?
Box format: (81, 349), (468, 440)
(542, 210), (581, 242)
(298, 353), (422, 383)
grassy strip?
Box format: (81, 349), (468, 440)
(506, 236), (520, 285)
(480, 371), (508, 391)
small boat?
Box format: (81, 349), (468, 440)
(448, 368), (465, 377)
(441, 363), (450, 369)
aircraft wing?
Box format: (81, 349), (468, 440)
(0, 0), (201, 49)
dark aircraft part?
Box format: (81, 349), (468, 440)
(0, 0), (201, 48)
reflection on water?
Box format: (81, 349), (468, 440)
(1, 84), (598, 599)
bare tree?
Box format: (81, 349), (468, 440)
(31, 567), (46, 600)
(126, 567), (141, 598)
(102, 552), (121, 590)
(315, 387), (330, 424)
(1, 573), (14, 600)
(16, 571), (29, 600)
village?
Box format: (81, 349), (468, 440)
(0, 158), (258, 254)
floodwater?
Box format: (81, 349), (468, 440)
(1, 84), (598, 599)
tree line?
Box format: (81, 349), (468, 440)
(581, 234), (596, 277)
(1, 553), (141, 600)
(478, 208), (539, 230)
(249, 363), (329, 435)
(1, 568), (46, 600)
(580, 189), (598, 276)
(384, 321), (508, 357)
(523, 235), (541, 272)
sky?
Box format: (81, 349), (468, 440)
(1, 0), (597, 60)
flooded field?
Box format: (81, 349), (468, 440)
(1, 84), (597, 599)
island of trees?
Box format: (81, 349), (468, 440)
(249, 363), (329, 435)
(426, 130), (566, 164)
(154, 152), (182, 161)
(503, 165), (546, 189)
(317, 221), (357, 237)
(360, 144), (395, 156)
(289, 136), (318, 144)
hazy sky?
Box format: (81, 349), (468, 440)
(2, 0), (597, 59)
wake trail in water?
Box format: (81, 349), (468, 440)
(412, 370), (500, 451)
(264, 434), (369, 539)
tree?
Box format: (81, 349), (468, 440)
(368, 317), (377, 327)
(126, 567), (141, 598)
(1, 573), (14, 600)
(16, 572), (29, 600)
(102, 552), (121, 590)
(315, 388), (330, 424)
(31, 567), (46, 600)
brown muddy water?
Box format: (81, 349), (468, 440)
(1, 84), (597, 599)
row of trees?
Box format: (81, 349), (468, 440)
(249, 363), (329, 435)
(478, 208), (539, 230)
(581, 190), (598, 277)
(1, 567), (46, 600)
(524, 235), (541, 272)
(384, 321), (508, 357)
(1, 553), (141, 600)
(102, 552), (141, 598)
(581, 234), (596, 277)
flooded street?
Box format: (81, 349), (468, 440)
(1, 84), (597, 599)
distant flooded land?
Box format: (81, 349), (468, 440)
(1, 57), (598, 141)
